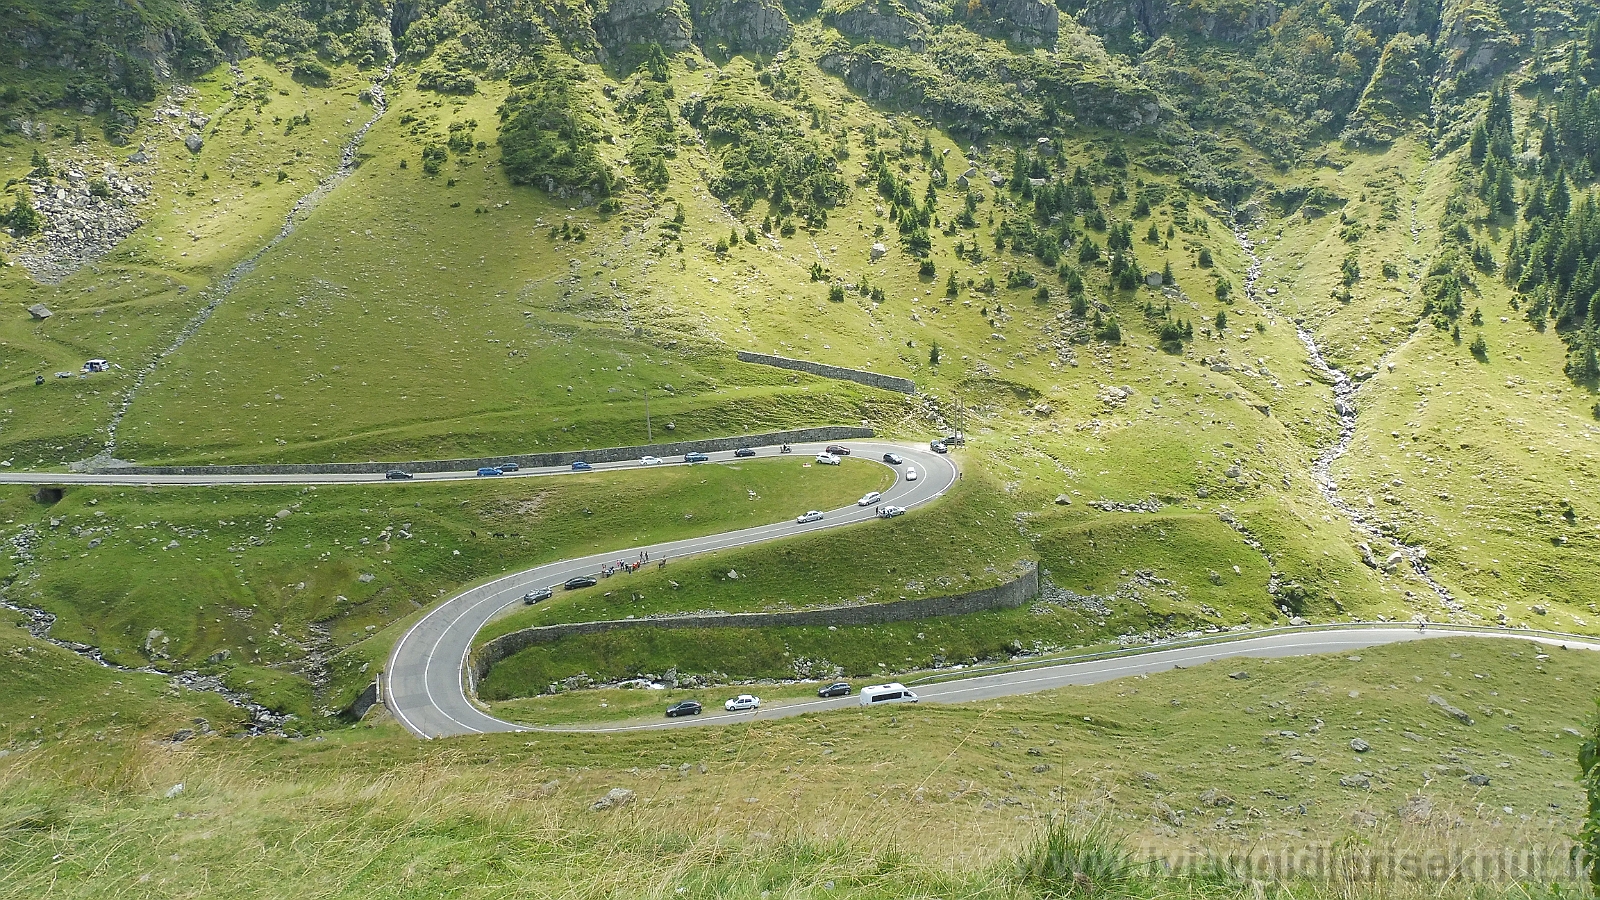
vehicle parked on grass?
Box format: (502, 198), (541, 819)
(929, 440), (947, 453)
(385, 470), (413, 480)
(734, 447), (756, 457)
(817, 682), (851, 698)
(500, 462), (520, 472)
(522, 588), (554, 605)
(477, 467), (502, 477)
(815, 453), (840, 465)
(905, 468), (918, 481)
(684, 452), (710, 463)
(640, 456), (662, 466)
(878, 505), (906, 519)
(796, 510), (824, 524)
(724, 694), (761, 712)
(665, 700), (702, 718)
(882, 452), (903, 464)
(858, 491), (882, 507)
(825, 445), (851, 456)
(563, 575), (598, 590)
(859, 683), (919, 706)
(943, 432), (966, 445)
(571, 460), (592, 470)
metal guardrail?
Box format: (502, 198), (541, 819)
(904, 621), (1600, 687)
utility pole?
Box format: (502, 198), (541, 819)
(644, 387), (652, 442)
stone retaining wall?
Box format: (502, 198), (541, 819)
(346, 680), (380, 719)
(473, 563), (1038, 682)
(90, 426), (874, 476)
(737, 351), (916, 394)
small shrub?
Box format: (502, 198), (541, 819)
(1470, 333), (1489, 361)
(827, 285), (845, 302)
(919, 258), (936, 277)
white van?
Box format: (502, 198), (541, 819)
(859, 682), (919, 706)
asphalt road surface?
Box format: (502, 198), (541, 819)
(384, 440), (961, 739)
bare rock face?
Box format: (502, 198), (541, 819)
(824, 0), (931, 50)
(690, 0), (792, 52)
(1077, 0), (1277, 45)
(596, 0), (695, 55)
(963, 0), (1060, 47)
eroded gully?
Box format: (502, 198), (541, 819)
(1231, 223), (1463, 617)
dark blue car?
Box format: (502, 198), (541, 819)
(571, 460), (592, 471)
(477, 467), (502, 477)
(684, 452), (710, 463)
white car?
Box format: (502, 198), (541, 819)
(905, 467), (918, 481)
(857, 491), (883, 507)
(725, 694), (761, 712)
(796, 510), (824, 524)
(815, 453), (840, 465)
(878, 505), (906, 518)
(640, 456), (662, 466)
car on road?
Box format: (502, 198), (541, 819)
(563, 575), (599, 590)
(929, 440), (947, 453)
(384, 470), (413, 480)
(815, 453), (840, 466)
(734, 447), (756, 457)
(684, 451), (710, 463)
(825, 445), (852, 456)
(640, 456), (662, 466)
(571, 460), (592, 471)
(860, 683), (919, 706)
(522, 588), (554, 605)
(881, 452), (903, 465)
(796, 510), (824, 524)
(500, 462), (520, 472)
(905, 467), (918, 481)
(665, 700), (702, 718)
(817, 682), (851, 698)
(857, 491), (882, 507)
(724, 694), (761, 712)
(878, 505), (906, 519)
(476, 467), (502, 477)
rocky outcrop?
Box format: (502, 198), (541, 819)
(963, 0), (1060, 47)
(824, 0), (931, 50)
(596, 0), (695, 54)
(9, 152), (151, 284)
(1340, 32), (1432, 145)
(1077, 0), (1278, 44)
(1434, 0), (1511, 81)
(689, 0), (794, 52)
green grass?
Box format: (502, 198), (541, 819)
(0, 457), (887, 720)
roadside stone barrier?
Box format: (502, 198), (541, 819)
(88, 425), (874, 476)
(737, 351), (916, 394)
(472, 563), (1038, 682)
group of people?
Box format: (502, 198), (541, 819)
(602, 550), (667, 577)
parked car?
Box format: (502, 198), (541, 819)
(734, 447), (756, 458)
(522, 588), (554, 605)
(384, 470), (413, 480)
(571, 460), (593, 471)
(815, 453), (840, 466)
(817, 682), (852, 698)
(500, 462), (520, 472)
(929, 440), (948, 453)
(476, 467), (502, 477)
(796, 510), (825, 524)
(684, 451), (710, 463)
(882, 452), (903, 465)
(859, 683), (919, 706)
(563, 575), (598, 590)
(825, 445), (852, 456)
(640, 456), (663, 466)
(878, 505), (906, 519)
(858, 491), (883, 507)
(724, 694), (761, 712)
(905, 467), (918, 481)
(943, 432), (967, 445)
(665, 700), (702, 718)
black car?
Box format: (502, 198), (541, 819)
(563, 575), (599, 590)
(500, 462), (520, 472)
(734, 447), (756, 458)
(817, 682), (852, 698)
(384, 470), (413, 480)
(665, 700), (703, 718)
(825, 445), (852, 456)
(684, 451), (710, 463)
(881, 452), (903, 465)
(522, 588), (554, 605)
(930, 440), (948, 453)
